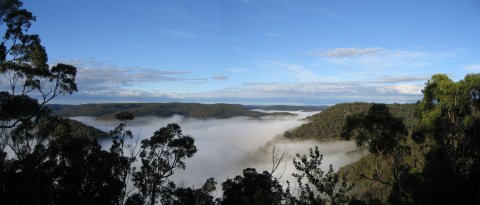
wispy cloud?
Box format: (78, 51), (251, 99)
(464, 64), (480, 71)
(212, 74), (229, 80)
(228, 68), (249, 73)
(163, 30), (196, 38)
(261, 61), (319, 82)
(308, 47), (383, 58)
(309, 47), (455, 69)
(266, 32), (280, 37)
(376, 84), (424, 95)
(170, 10), (196, 21)
(370, 75), (430, 83)
(54, 59), (197, 97)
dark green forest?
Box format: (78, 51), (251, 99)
(284, 103), (417, 141)
(48, 103), (301, 119)
(1, 1), (479, 205)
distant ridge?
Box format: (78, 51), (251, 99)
(47, 103), (316, 119)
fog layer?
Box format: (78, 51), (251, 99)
(71, 111), (364, 189)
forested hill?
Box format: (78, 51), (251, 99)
(284, 102), (417, 140)
(67, 119), (108, 139)
(48, 103), (300, 119)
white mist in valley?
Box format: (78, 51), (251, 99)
(71, 111), (364, 190)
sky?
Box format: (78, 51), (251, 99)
(21, 0), (480, 105)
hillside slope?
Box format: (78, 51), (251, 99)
(67, 119), (108, 140)
(284, 102), (417, 140)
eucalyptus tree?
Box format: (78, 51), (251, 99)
(0, 0), (77, 157)
(132, 123), (198, 205)
(291, 146), (353, 205)
(341, 104), (410, 203)
(410, 74), (480, 204)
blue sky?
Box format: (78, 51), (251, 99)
(23, 0), (480, 105)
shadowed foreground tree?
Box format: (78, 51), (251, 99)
(160, 178), (217, 205)
(218, 147), (354, 205)
(341, 104), (408, 157)
(406, 74), (480, 205)
(219, 168), (285, 205)
(0, 0), (77, 154)
(341, 103), (411, 204)
(291, 146), (353, 205)
(0, 1), (201, 205)
(109, 111), (137, 205)
(340, 74), (480, 204)
(132, 123), (198, 205)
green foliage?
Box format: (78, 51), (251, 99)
(339, 104), (430, 204)
(341, 104), (407, 156)
(285, 103), (416, 140)
(67, 118), (108, 139)
(0, 117), (126, 205)
(407, 73), (480, 205)
(338, 154), (393, 203)
(291, 146), (353, 205)
(115, 111), (135, 121)
(338, 136), (430, 204)
(338, 74), (480, 205)
(219, 168), (285, 205)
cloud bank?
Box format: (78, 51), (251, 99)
(49, 48), (441, 105)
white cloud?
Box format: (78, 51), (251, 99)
(52, 80), (424, 104)
(464, 64), (480, 71)
(228, 67), (249, 73)
(54, 59), (199, 97)
(212, 74), (228, 80)
(185, 81), (423, 100)
(311, 47), (455, 69)
(310, 47), (383, 58)
(370, 76), (430, 83)
(49, 59), (427, 104)
(377, 84), (423, 95)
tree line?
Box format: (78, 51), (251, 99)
(48, 103), (297, 120)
